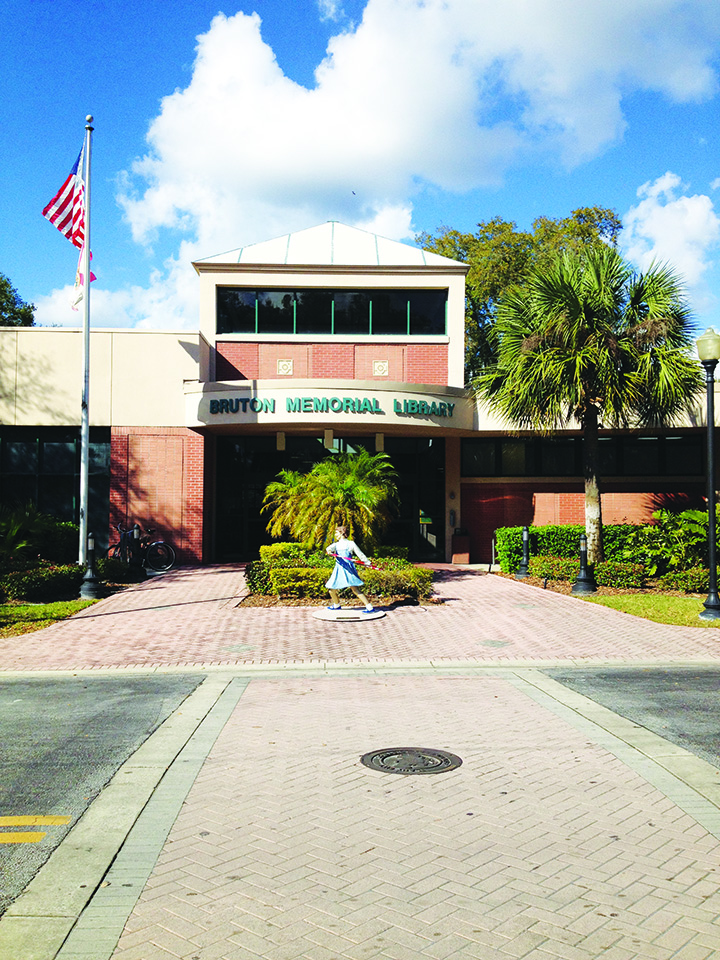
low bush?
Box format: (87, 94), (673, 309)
(245, 560), (273, 594)
(528, 556), (647, 589)
(2, 563), (85, 601)
(375, 545), (409, 560)
(269, 568), (327, 598)
(259, 542), (312, 563)
(658, 567), (709, 593)
(264, 562), (434, 600)
(594, 561), (647, 589)
(96, 557), (145, 584)
(528, 556), (578, 581)
(363, 566), (433, 599)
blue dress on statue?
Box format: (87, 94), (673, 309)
(325, 539), (368, 589)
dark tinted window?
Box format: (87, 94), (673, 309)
(334, 291), (370, 335)
(624, 437), (660, 476)
(258, 291), (294, 334)
(295, 290), (332, 334)
(409, 290), (446, 334)
(540, 439), (577, 476)
(370, 290), (407, 335)
(461, 439), (496, 476)
(217, 289), (255, 334)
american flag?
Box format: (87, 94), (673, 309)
(42, 145), (86, 248)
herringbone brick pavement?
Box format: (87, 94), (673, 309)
(111, 677), (720, 960)
(1, 566), (720, 671)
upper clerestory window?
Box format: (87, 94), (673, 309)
(216, 288), (447, 336)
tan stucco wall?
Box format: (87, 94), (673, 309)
(0, 328), (202, 427)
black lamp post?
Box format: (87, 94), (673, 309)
(80, 532), (103, 600)
(697, 328), (720, 620)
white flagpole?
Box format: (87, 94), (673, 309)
(78, 115), (93, 564)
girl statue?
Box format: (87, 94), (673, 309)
(325, 525), (374, 613)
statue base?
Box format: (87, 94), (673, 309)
(312, 608), (386, 622)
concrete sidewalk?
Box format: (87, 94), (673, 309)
(3, 567), (720, 960)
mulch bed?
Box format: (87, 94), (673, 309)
(493, 571), (701, 599)
(238, 594), (442, 607)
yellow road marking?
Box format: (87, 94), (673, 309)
(0, 815), (71, 826)
(0, 831), (46, 843)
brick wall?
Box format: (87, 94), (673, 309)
(461, 482), (704, 562)
(110, 427), (205, 564)
(215, 341), (448, 384)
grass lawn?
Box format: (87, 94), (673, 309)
(584, 593), (720, 628)
(0, 599), (97, 638)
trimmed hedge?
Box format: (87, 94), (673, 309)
(2, 564), (85, 601)
(266, 564), (434, 600)
(96, 557), (145, 584)
(496, 524), (638, 573)
(658, 567), (709, 593)
(528, 555), (647, 589)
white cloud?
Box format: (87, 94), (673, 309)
(621, 173), (720, 286)
(112, 0), (720, 327)
(34, 246), (200, 330)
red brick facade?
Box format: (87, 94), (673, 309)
(110, 427), (205, 564)
(461, 482), (704, 562)
(215, 341), (448, 384)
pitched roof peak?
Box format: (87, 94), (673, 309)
(195, 221), (464, 268)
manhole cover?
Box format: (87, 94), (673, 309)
(360, 747), (462, 775)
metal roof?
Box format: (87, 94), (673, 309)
(195, 221), (464, 268)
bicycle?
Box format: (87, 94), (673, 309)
(109, 522), (177, 572)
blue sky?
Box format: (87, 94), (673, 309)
(2, 0), (720, 331)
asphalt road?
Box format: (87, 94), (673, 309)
(548, 667), (720, 769)
(0, 674), (202, 915)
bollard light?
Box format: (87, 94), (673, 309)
(80, 531), (103, 600)
(571, 533), (597, 595)
(515, 526), (530, 578)
(697, 328), (720, 620)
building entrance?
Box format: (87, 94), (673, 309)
(214, 435), (445, 562)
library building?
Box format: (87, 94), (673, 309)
(0, 221), (710, 564)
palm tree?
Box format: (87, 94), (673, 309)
(262, 448), (398, 550)
(476, 246), (703, 564)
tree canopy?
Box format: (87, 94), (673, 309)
(262, 448), (398, 551)
(0, 273), (35, 326)
(417, 207), (621, 381)
(475, 245), (703, 563)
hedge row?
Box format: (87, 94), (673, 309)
(527, 556), (648, 589)
(1, 564), (85, 601)
(265, 565), (433, 599)
(495, 524), (638, 573)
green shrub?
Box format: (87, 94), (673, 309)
(96, 557), (145, 584)
(375, 545), (409, 560)
(363, 566), (433, 599)
(41, 521), (80, 564)
(658, 567), (709, 593)
(265, 564), (434, 600)
(528, 556), (579, 581)
(259, 542), (311, 563)
(623, 510), (710, 576)
(2, 564), (85, 601)
(268, 568), (328, 598)
(528, 555), (647, 589)
(495, 523), (640, 573)
(595, 561), (647, 589)
(245, 559), (274, 594)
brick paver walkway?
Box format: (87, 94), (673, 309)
(2, 565), (720, 671)
(5, 566), (720, 960)
(111, 677), (720, 960)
